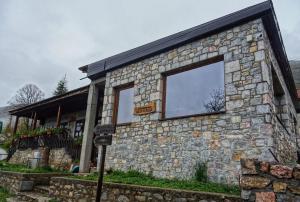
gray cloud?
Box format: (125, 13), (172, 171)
(0, 0), (299, 106)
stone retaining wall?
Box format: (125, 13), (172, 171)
(240, 158), (300, 201)
(50, 177), (241, 202)
(9, 148), (72, 169)
(0, 171), (69, 194)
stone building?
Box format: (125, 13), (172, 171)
(78, 1), (300, 184)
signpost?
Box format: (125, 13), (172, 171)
(93, 124), (115, 202)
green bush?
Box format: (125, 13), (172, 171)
(74, 136), (83, 145)
(3, 124), (12, 135)
(0, 187), (11, 202)
(195, 162), (208, 182)
(0, 136), (14, 151)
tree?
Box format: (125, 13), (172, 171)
(8, 84), (45, 106)
(204, 89), (225, 113)
(53, 74), (68, 96)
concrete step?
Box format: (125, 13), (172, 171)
(34, 185), (50, 195)
(16, 191), (53, 202)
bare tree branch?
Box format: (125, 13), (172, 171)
(204, 89), (225, 113)
(8, 84), (45, 106)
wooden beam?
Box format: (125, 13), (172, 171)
(13, 116), (19, 135)
(32, 112), (37, 130)
(56, 105), (62, 128)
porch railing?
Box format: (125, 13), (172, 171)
(6, 133), (82, 162)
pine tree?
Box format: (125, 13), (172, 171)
(53, 74), (68, 96)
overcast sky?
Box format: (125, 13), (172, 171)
(0, 0), (299, 106)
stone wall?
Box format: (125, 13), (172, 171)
(49, 148), (73, 169)
(0, 171), (69, 194)
(262, 27), (298, 163)
(240, 158), (300, 201)
(98, 18), (297, 184)
(9, 148), (35, 165)
(9, 147), (73, 169)
(50, 177), (241, 202)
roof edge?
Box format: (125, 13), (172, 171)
(9, 85), (90, 115)
(84, 1), (272, 79)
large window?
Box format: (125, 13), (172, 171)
(114, 84), (134, 124)
(163, 60), (225, 118)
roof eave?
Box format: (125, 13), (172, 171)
(85, 1), (272, 78)
(9, 85), (90, 116)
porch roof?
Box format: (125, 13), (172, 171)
(9, 85), (90, 120)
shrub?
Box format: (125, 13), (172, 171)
(0, 186), (11, 201)
(3, 124), (12, 135)
(195, 162), (208, 182)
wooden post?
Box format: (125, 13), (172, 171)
(56, 105), (62, 128)
(32, 112), (37, 130)
(13, 116), (19, 135)
(29, 112), (34, 129)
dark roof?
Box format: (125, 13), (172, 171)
(80, 0), (297, 108)
(79, 65), (88, 73)
(9, 85), (90, 118)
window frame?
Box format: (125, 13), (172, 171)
(74, 119), (85, 138)
(161, 56), (225, 120)
(60, 122), (69, 129)
(112, 82), (135, 126)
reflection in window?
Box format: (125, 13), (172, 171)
(117, 87), (134, 124)
(74, 120), (85, 138)
(165, 61), (225, 118)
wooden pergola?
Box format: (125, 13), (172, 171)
(9, 86), (90, 134)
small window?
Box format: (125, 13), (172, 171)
(114, 84), (134, 124)
(60, 122), (69, 129)
(74, 120), (85, 138)
(163, 60), (225, 118)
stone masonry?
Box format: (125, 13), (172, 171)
(100, 19), (298, 184)
(240, 158), (300, 202)
(9, 148), (73, 169)
(50, 177), (241, 202)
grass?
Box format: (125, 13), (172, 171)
(0, 144), (9, 151)
(69, 170), (240, 196)
(0, 161), (63, 173)
(0, 187), (11, 202)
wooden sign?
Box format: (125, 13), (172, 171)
(94, 124), (116, 135)
(94, 135), (113, 146)
(134, 101), (156, 115)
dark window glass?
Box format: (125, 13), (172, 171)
(117, 87), (134, 124)
(165, 61), (225, 118)
(74, 120), (85, 138)
(60, 122), (68, 129)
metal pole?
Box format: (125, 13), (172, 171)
(95, 144), (107, 202)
